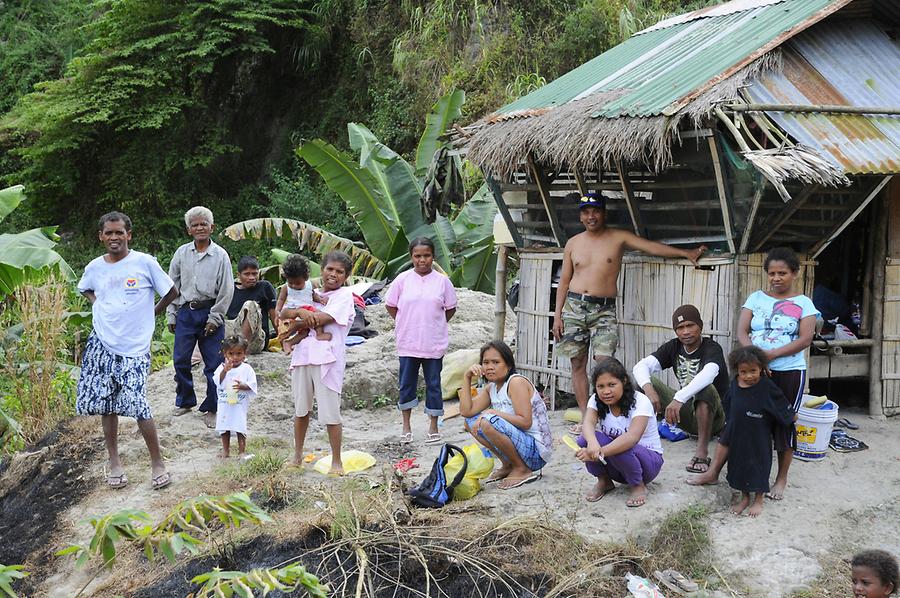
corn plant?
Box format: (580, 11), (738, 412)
(58, 493), (272, 569)
(191, 563), (327, 598)
(0, 564), (27, 598)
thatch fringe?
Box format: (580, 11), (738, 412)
(743, 144), (850, 201)
(461, 52), (784, 181)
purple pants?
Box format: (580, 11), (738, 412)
(577, 432), (664, 487)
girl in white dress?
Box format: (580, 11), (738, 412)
(214, 335), (258, 458)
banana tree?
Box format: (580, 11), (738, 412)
(227, 90), (497, 291)
(299, 90), (497, 291)
(0, 185), (74, 296)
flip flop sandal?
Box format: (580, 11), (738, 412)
(151, 472), (172, 490)
(685, 456), (711, 473)
(399, 432), (413, 445)
(483, 470), (509, 484)
(424, 433), (443, 445)
(654, 569), (698, 594)
(626, 495), (647, 508)
(585, 484), (615, 503)
(499, 473), (540, 490)
(106, 473), (128, 489)
(836, 417), (859, 430)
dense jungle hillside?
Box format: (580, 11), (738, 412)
(0, 0), (714, 268)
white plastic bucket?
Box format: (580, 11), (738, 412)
(794, 396), (839, 461)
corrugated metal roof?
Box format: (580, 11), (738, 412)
(744, 19), (900, 174)
(497, 0), (848, 118)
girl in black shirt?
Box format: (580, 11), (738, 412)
(723, 346), (796, 518)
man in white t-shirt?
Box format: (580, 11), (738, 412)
(76, 212), (178, 490)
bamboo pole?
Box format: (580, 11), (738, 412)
(729, 102), (900, 116)
(708, 136), (737, 254)
(869, 195), (887, 417)
(494, 245), (508, 341)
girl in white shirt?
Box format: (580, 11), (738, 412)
(576, 358), (663, 508)
(214, 335), (258, 459)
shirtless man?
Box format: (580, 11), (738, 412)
(552, 193), (706, 430)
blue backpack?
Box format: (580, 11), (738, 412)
(407, 444), (467, 508)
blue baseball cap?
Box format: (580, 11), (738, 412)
(578, 193), (606, 210)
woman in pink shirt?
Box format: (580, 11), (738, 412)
(386, 238), (458, 445)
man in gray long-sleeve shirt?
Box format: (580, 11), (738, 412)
(168, 206), (234, 427)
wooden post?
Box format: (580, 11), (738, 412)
(527, 154), (567, 246)
(485, 174), (524, 247)
(615, 160), (646, 237)
(708, 135), (737, 254)
(810, 176), (893, 259)
(494, 245), (508, 341)
(752, 184), (818, 252)
(574, 167), (589, 195)
(869, 195), (887, 417)
(738, 184), (764, 254)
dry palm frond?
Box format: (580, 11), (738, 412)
(223, 217), (385, 278)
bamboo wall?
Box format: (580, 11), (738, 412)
(883, 257), (900, 415)
(515, 249), (814, 404)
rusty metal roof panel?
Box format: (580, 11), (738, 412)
(744, 19), (900, 174)
(496, 0), (846, 118)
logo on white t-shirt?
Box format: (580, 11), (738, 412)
(124, 276), (139, 292)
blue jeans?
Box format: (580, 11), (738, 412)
(173, 307), (224, 413)
(398, 356), (444, 417)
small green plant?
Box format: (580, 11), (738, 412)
(0, 564), (28, 598)
(58, 493), (273, 569)
(191, 562), (327, 598)
(372, 394), (393, 409)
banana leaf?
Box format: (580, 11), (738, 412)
(0, 227), (76, 296)
(415, 89), (464, 177)
(449, 237), (496, 294)
(348, 123), (425, 235)
(222, 218), (384, 278)
(297, 140), (400, 263)
(0, 185), (26, 223)
(450, 183), (497, 247)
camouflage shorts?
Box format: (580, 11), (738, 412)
(556, 295), (618, 359)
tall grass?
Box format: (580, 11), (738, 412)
(1, 278), (76, 449)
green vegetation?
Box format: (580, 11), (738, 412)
(191, 563), (327, 598)
(58, 492), (274, 568)
(1, 0), (715, 250)
(0, 564), (27, 598)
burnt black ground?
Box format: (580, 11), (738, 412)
(135, 529), (545, 598)
(0, 420), (100, 594)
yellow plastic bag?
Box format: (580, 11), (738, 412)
(313, 450), (376, 475)
(440, 349), (481, 399)
(463, 444), (494, 480)
(452, 475), (481, 501)
(443, 444), (495, 501)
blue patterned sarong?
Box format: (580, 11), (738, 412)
(76, 333), (152, 420)
(465, 414), (546, 471)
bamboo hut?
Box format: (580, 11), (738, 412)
(455, 0), (900, 415)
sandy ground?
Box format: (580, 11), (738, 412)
(39, 290), (900, 597)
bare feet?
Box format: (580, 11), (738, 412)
(626, 484), (647, 508)
(586, 480), (616, 502)
(765, 481), (786, 501)
(731, 493), (751, 516)
(329, 461), (345, 476)
(748, 494), (764, 518)
(686, 471), (719, 486)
